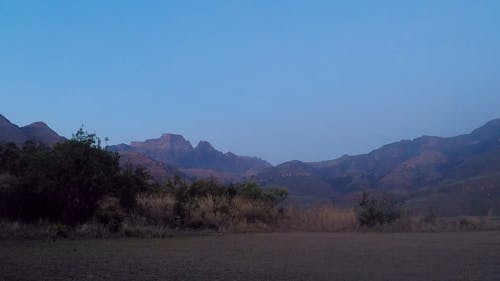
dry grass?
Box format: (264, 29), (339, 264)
(3, 197), (500, 240)
(136, 193), (175, 225)
(278, 203), (500, 233)
(282, 203), (358, 232)
(135, 192), (282, 232)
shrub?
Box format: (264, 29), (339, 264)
(357, 192), (401, 227)
(95, 199), (125, 233)
(162, 178), (288, 230)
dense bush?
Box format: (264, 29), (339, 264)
(0, 129), (151, 225)
(357, 192), (401, 227)
(163, 177), (288, 230)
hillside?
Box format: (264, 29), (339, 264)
(256, 119), (500, 214)
(118, 151), (186, 182)
(0, 114), (65, 145)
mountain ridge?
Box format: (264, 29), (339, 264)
(109, 133), (272, 179)
(2, 113), (500, 215)
(255, 118), (500, 214)
(0, 115), (65, 145)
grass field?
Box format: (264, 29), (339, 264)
(1, 232), (500, 281)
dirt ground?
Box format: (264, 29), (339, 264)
(1, 231), (500, 281)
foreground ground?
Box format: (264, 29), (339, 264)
(1, 232), (500, 281)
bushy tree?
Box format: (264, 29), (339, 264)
(357, 192), (401, 227)
(164, 177), (288, 229)
(47, 129), (121, 224)
(114, 166), (152, 212)
(0, 128), (152, 225)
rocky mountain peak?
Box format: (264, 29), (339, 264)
(195, 140), (216, 152)
(160, 133), (187, 141)
(131, 133), (193, 150)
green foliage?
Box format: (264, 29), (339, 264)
(357, 192), (401, 227)
(262, 187), (288, 207)
(0, 129), (152, 226)
(114, 167), (152, 212)
(49, 132), (121, 224)
(164, 177), (288, 229)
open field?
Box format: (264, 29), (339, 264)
(1, 232), (500, 281)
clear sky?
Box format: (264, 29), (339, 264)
(1, 1), (500, 164)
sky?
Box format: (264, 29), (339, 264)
(1, 1), (500, 165)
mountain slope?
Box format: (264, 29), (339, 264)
(118, 151), (185, 182)
(0, 114), (65, 145)
(0, 114), (28, 144)
(256, 119), (500, 207)
(20, 122), (65, 145)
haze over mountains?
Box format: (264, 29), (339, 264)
(2, 113), (500, 215)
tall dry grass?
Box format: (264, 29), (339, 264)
(3, 195), (500, 239)
(282, 203), (358, 232)
(277, 203), (500, 232)
(134, 192), (284, 232)
(136, 193), (175, 225)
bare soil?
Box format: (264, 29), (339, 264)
(1, 232), (500, 281)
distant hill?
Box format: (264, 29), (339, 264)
(256, 119), (500, 215)
(0, 114), (65, 145)
(108, 134), (271, 180)
(118, 151), (186, 182)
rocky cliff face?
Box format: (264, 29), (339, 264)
(127, 133), (194, 164)
(109, 134), (272, 178)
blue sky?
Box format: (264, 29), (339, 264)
(1, 1), (500, 164)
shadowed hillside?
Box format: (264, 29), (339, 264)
(256, 119), (500, 214)
(118, 151), (186, 182)
(0, 114), (65, 145)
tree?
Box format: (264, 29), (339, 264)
(0, 128), (153, 225)
(44, 129), (121, 224)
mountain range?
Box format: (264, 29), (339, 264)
(256, 119), (500, 215)
(0, 114), (65, 145)
(1, 113), (500, 215)
(108, 134), (271, 180)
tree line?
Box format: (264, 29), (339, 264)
(0, 129), (287, 231)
